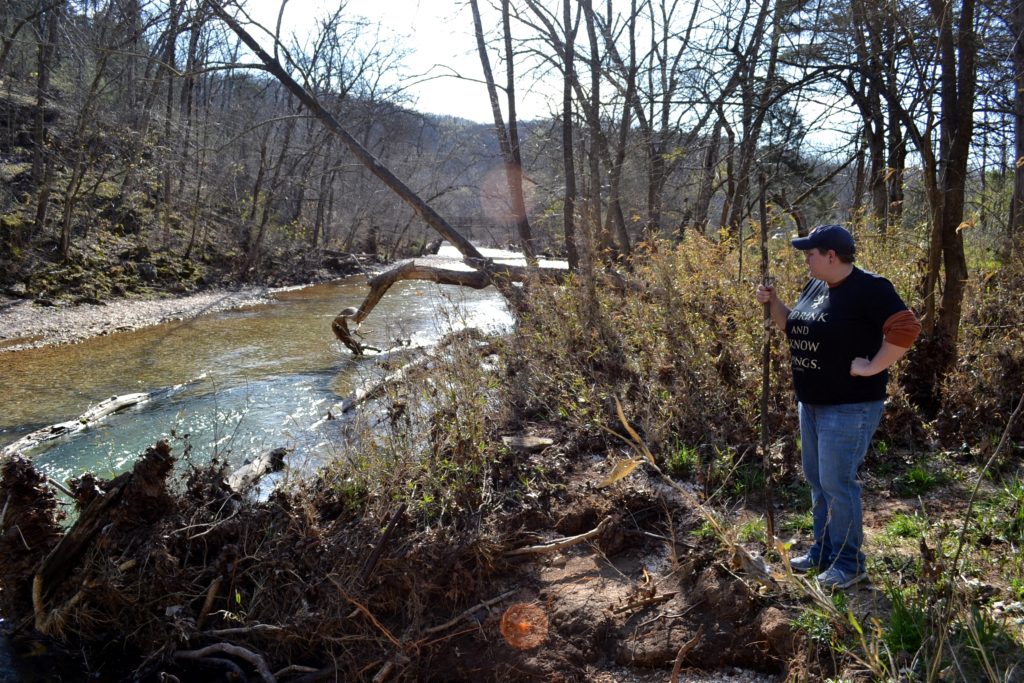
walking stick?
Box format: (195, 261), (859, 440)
(758, 175), (777, 546)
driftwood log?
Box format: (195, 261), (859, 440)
(1, 392), (152, 461)
(334, 329), (495, 416)
(332, 260), (568, 354)
(225, 447), (288, 493)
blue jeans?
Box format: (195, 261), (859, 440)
(799, 400), (885, 574)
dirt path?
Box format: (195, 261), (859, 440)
(0, 288), (273, 352)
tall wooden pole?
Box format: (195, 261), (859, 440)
(758, 174), (776, 546)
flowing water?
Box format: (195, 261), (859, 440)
(0, 253), (517, 482)
(0, 247), (528, 679)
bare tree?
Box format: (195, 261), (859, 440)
(468, 0), (537, 264)
(1011, 0), (1024, 248)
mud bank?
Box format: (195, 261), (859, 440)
(0, 288), (274, 353)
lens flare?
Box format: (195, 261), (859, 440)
(500, 603), (548, 650)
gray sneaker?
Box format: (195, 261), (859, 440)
(816, 566), (868, 589)
(788, 553), (823, 573)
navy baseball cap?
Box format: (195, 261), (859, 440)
(791, 224), (855, 255)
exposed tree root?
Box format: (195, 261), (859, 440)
(173, 643), (274, 682)
(504, 515), (612, 557)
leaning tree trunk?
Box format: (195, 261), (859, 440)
(211, 3), (484, 264)
(211, 3), (534, 347)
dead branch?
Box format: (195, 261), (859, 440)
(669, 624), (706, 683)
(33, 576), (90, 636)
(357, 503), (407, 588)
(196, 576), (223, 630)
(372, 662), (394, 683)
(371, 655), (410, 683)
(501, 435), (554, 452)
(207, 624), (286, 637)
(336, 329), (495, 414)
(505, 516), (612, 557)
(289, 665), (339, 683)
(629, 530), (696, 550)
(611, 591), (678, 615)
(339, 351), (432, 412)
(332, 260), (568, 355)
(2, 392), (151, 460)
(173, 643), (275, 683)
(33, 469), (134, 633)
(45, 477), (74, 498)
(420, 588), (518, 637)
(273, 664), (320, 678)
(329, 579), (401, 648)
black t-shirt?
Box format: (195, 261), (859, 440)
(785, 267), (908, 405)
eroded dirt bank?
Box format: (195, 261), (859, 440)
(0, 430), (830, 682)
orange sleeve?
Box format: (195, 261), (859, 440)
(883, 310), (921, 348)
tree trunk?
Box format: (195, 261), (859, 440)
(723, 0), (779, 238)
(468, 0), (537, 265)
(931, 0), (975, 348)
(850, 128), (866, 223)
(561, 0), (580, 271)
(31, 4), (59, 238)
(1011, 0), (1024, 251)
(693, 118), (722, 232)
(161, 0), (183, 229)
(886, 110), (906, 233)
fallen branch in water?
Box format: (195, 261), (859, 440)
(225, 447), (288, 493)
(335, 328), (494, 415)
(339, 351), (432, 414)
(332, 260), (568, 354)
(2, 392), (152, 460)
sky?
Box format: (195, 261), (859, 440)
(247, 0), (554, 123)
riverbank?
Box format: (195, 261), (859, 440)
(0, 288), (276, 352)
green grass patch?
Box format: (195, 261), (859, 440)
(891, 463), (947, 497)
(884, 512), (928, 539)
(737, 517), (766, 543)
(666, 442), (700, 478)
(780, 510), (813, 534)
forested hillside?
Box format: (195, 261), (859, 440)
(2, 1), (1024, 681)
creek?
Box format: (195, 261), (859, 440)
(0, 254), (516, 484)
(0, 247), (522, 679)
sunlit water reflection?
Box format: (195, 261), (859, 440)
(0, 244), (562, 677)
(0, 245), (528, 484)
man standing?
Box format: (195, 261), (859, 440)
(756, 224), (921, 589)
